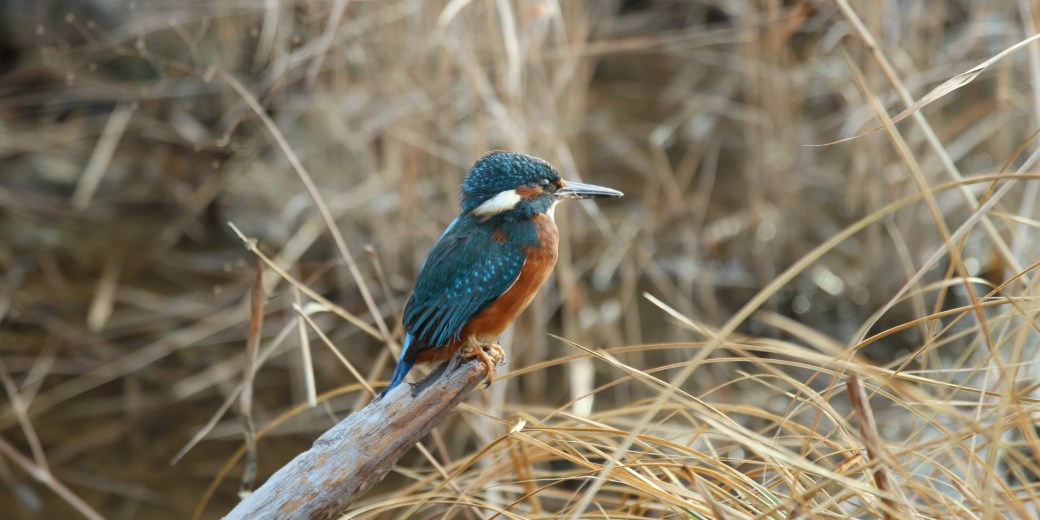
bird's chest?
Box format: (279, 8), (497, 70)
(463, 213), (559, 339)
(519, 212), (559, 288)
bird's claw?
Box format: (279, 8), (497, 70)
(485, 342), (505, 366)
(463, 340), (505, 388)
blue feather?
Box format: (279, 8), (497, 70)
(382, 333), (417, 396)
(402, 215), (533, 357)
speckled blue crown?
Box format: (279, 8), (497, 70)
(460, 151), (560, 212)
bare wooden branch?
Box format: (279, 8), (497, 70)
(223, 359), (488, 520)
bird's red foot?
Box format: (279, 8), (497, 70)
(463, 340), (505, 388)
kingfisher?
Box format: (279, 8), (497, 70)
(383, 151), (623, 395)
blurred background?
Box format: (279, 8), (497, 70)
(2, 1), (1040, 518)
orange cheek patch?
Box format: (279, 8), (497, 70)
(516, 186), (542, 199)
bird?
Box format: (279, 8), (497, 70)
(382, 150), (623, 395)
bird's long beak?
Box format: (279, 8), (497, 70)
(555, 181), (624, 200)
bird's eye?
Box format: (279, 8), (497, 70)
(538, 178), (551, 187)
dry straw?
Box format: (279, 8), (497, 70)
(1, 1), (1039, 519)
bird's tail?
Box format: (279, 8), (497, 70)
(381, 334), (415, 397)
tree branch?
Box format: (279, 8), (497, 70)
(223, 359), (487, 520)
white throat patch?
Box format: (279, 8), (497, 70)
(547, 199), (559, 220)
(471, 189), (522, 217)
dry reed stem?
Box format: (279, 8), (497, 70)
(217, 70), (397, 350)
(0, 437), (104, 520)
(846, 375), (912, 520)
(238, 263), (265, 495)
(834, 0), (1024, 276)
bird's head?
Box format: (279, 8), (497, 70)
(460, 151), (623, 221)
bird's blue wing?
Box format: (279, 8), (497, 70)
(402, 217), (527, 355)
(383, 334), (416, 395)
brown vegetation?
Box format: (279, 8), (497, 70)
(2, 1), (1039, 518)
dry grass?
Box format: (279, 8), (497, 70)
(2, 0), (1040, 518)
